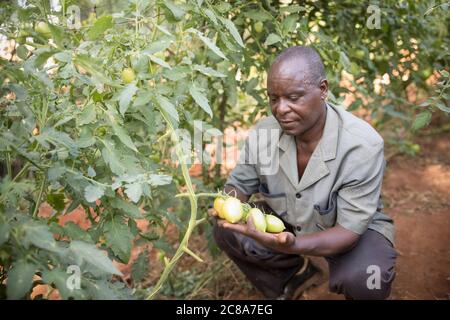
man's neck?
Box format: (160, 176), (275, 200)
(295, 103), (327, 151)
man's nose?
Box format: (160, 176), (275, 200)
(277, 98), (291, 115)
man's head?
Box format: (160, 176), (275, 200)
(267, 46), (328, 137)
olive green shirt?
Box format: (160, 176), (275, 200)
(225, 103), (395, 245)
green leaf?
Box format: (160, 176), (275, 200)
(189, 85), (213, 117)
(22, 221), (60, 252)
(7, 261), (36, 299)
(204, 9), (218, 25)
(119, 84), (138, 115)
(87, 166), (96, 177)
(412, 111), (432, 131)
(33, 48), (58, 69)
(149, 174), (172, 186)
(219, 17), (244, 48)
(104, 219), (134, 263)
(108, 115), (138, 152)
(54, 51), (72, 63)
(142, 38), (174, 55)
(101, 140), (126, 175)
(153, 238), (174, 254)
(87, 16), (113, 40)
(187, 28), (228, 60)
(0, 219), (10, 246)
(42, 268), (77, 300)
(264, 33), (282, 46)
(339, 51), (351, 71)
(70, 240), (122, 276)
(110, 198), (141, 219)
(84, 184), (105, 202)
(134, 90), (153, 107)
(47, 193), (66, 212)
(163, 67), (188, 81)
(192, 64), (226, 78)
(131, 249), (149, 283)
(164, 1), (186, 20)
(78, 103), (96, 125)
(244, 9), (273, 21)
(435, 101), (450, 113)
(73, 54), (116, 87)
(17, 45), (28, 60)
(280, 5), (306, 13)
(156, 95), (179, 123)
(60, 221), (93, 243)
(155, 24), (172, 36)
(124, 182), (143, 203)
(282, 14), (299, 34)
(148, 54), (171, 69)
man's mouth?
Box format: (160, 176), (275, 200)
(280, 119), (296, 125)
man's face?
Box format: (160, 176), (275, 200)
(267, 58), (327, 137)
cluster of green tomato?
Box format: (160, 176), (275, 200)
(213, 196), (286, 233)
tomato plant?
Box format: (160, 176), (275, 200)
(0, 0), (448, 300)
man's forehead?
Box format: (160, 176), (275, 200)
(267, 71), (314, 93)
(268, 59), (313, 83)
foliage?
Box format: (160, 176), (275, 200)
(0, 0), (448, 299)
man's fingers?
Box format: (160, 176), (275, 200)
(218, 220), (248, 234)
(277, 232), (295, 246)
(207, 208), (218, 217)
(247, 214), (257, 231)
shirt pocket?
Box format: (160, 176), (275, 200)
(258, 183), (287, 217)
(313, 191), (338, 229)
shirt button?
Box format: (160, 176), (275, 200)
(295, 192), (302, 199)
(296, 225), (302, 232)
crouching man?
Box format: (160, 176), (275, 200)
(212, 46), (397, 300)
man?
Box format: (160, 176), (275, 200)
(211, 46), (397, 300)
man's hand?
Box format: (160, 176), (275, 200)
(213, 211), (298, 255)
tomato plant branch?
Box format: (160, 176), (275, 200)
(32, 175), (47, 218)
(145, 111), (200, 300)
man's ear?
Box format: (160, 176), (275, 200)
(319, 79), (328, 100)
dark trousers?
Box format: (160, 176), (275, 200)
(213, 224), (397, 299)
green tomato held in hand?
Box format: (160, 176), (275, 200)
(221, 197), (243, 223)
(265, 214), (286, 233)
(246, 208), (267, 232)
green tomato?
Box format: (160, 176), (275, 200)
(17, 29), (30, 44)
(411, 144), (421, 154)
(265, 214), (286, 233)
(420, 68), (432, 80)
(221, 197), (243, 223)
(354, 49), (365, 59)
(121, 67), (136, 83)
(35, 21), (51, 38)
(246, 208), (267, 232)
(214, 197), (226, 219)
(254, 21), (263, 33)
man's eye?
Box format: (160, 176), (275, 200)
(270, 97), (278, 103)
(288, 96), (299, 101)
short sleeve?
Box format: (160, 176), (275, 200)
(225, 134), (261, 196)
(336, 144), (386, 235)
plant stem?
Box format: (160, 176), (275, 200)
(5, 150), (12, 178)
(175, 192), (220, 198)
(32, 175), (47, 218)
(145, 112), (199, 300)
